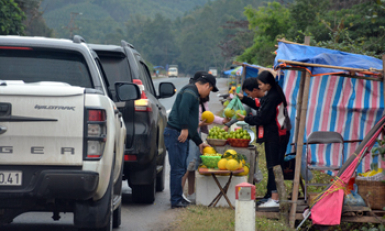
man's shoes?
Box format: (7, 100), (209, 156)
(258, 198), (279, 208)
(171, 199), (190, 209)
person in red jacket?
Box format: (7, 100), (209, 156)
(237, 71), (291, 208)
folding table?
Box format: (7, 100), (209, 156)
(197, 168), (244, 209)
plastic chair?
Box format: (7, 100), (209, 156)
(305, 131), (344, 202)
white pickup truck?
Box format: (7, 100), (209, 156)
(0, 35), (140, 231)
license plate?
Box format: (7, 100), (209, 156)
(0, 171), (22, 186)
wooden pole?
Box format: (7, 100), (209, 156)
(241, 64), (246, 88)
(273, 165), (289, 224)
(291, 71), (306, 153)
(291, 36), (310, 153)
(383, 55), (385, 106)
(278, 59), (383, 73)
(289, 71), (311, 228)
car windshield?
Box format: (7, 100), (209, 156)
(0, 48), (93, 88)
(169, 68), (176, 71)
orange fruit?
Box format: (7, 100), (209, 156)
(217, 158), (228, 170)
(203, 146), (216, 154)
(201, 111), (214, 123)
(235, 166), (249, 176)
(226, 159), (240, 171)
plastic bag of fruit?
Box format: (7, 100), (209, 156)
(222, 95), (246, 119)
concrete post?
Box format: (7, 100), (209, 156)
(235, 182), (255, 231)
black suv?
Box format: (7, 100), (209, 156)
(88, 41), (176, 203)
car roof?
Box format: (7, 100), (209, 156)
(87, 43), (124, 53)
(0, 35), (90, 51)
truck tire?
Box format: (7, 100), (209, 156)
(78, 180), (113, 231)
(131, 177), (156, 204)
(113, 162), (123, 228)
(112, 204), (121, 228)
(156, 164), (165, 192)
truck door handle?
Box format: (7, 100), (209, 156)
(0, 126), (7, 134)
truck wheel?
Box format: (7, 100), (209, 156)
(156, 164), (165, 192)
(79, 181), (113, 231)
(132, 177), (156, 204)
(113, 164), (123, 228)
(112, 204), (121, 228)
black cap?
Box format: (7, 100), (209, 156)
(193, 71), (218, 92)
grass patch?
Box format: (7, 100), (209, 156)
(169, 205), (293, 231)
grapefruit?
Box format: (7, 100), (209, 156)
(226, 159), (240, 171)
(217, 158), (228, 170)
(203, 146), (216, 154)
(201, 111), (214, 123)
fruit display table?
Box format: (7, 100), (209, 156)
(197, 168), (245, 209)
(210, 144), (258, 184)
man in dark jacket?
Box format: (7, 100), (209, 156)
(164, 72), (218, 209)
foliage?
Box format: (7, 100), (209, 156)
(314, 2), (385, 58)
(15, 0), (53, 37)
(238, 0), (385, 67)
(0, 0), (25, 35)
(40, 0), (266, 75)
(237, 2), (290, 66)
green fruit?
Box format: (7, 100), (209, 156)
(223, 100), (230, 107)
(224, 108), (235, 118)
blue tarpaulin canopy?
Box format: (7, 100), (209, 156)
(274, 42), (383, 76)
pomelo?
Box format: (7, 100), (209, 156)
(201, 111), (214, 123)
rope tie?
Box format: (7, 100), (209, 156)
(310, 176), (346, 208)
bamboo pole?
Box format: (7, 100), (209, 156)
(241, 63), (246, 87)
(383, 55), (385, 107)
(288, 36), (310, 228)
(277, 38), (309, 46)
(278, 59), (383, 74)
(291, 71), (306, 153)
(289, 71), (311, 228)
(274, 165), (289, 224)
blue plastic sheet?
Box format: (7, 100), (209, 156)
(274, 42), (383, 76)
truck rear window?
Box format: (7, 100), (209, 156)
(0, 49), (93, 88)
(98, 56), (132, 83)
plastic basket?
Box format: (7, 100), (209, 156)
(200, 155), (221, 168)
(227, 138), (251, 147)
(206, 138), (227, 146)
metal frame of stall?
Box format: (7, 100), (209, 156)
(281, 39), (384, 228)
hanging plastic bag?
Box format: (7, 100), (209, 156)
(222, 90), (246, 119)
(254, 166), (263, 183)
(343, 184), (366, 207)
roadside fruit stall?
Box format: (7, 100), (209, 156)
(195, 126), (258, 208)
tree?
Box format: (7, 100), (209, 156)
(0, 0), (25, 35)
(237, 2), (291, 66)
(15, 0), (53, 37)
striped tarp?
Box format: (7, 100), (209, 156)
(279, 69), (384, 174)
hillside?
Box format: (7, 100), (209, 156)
(40, 0), (269, 74)
(41, 0), (210, 41)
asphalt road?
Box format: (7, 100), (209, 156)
(0, 77), (229, 231)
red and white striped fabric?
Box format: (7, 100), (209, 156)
(278, 70), (384, 174)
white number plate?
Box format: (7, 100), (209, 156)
(0, 171), (22, 186)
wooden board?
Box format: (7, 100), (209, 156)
(198, 167), (244, 175)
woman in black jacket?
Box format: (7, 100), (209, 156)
(237, 71), (290, 208)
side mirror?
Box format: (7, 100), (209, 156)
(158, 82), (176, 99)
(115, 82), (141, 101)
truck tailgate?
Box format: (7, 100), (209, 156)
(0, 83), (85, 166)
